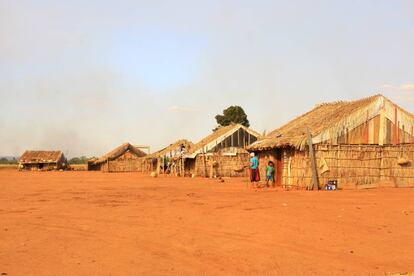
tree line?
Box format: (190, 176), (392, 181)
(0, 157), (18, 165)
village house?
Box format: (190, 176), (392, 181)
(87, 143), (147, 172)
(19, 151), (68, 171)
(143, 139), (193, 176)
(184, 124), (261, 177)
(248, 94), (414, 189)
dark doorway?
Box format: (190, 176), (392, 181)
(275, 150), (283, 186)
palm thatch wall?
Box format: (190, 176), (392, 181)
(186, 147), (250, 177)
(259, 144), (414, 189)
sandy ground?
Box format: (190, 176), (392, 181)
(1, 170), (414, 276)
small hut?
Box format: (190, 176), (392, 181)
(185, 124), (261, 177)
(143, 139), (193, 176)
(248, 94), (414, 189)
(88, 143), (147, 172)
(19, 151), (68, 171)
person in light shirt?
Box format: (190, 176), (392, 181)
(249, 152), (259, 185)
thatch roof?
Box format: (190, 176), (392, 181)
(19, 151), (64, 164)
(92, 143), (147, 165)
(146, 139), (193, 159)
(248, 94), (414, 151)
(186, 124), (261, 158)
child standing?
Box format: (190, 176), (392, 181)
(266, 161), (275, 188)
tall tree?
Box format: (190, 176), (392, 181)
(215, 106), (250, 128)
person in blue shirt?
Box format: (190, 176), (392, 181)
(250, 152), (259, 183)
(266, 161), (275, 188)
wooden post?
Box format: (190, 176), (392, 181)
(202, 147), (208, 178)
(411, 125), (414, 144)
(365, 110), (369, 144)
(181, 157), (184, 177)
(307, 129), (320, 190)
(237, 129), (240, 147)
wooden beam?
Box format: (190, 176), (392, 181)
(237, 128), (240, 147)
(307, 129), (320, 190)
(379, 107), (385, 146)
(135, 145), (151, 154)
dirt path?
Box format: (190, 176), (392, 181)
(1, 170), (413, 275)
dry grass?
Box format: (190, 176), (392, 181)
(69, 164), (87, 171)
(0, 164), (18, 170)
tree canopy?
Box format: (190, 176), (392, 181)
(0, 157), (17, 164)
(68, 156), (89, 165)
(215, 106), (250, 128)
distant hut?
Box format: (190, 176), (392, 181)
(19, 151), (68, 171)
(144, 139), (193, 176)
(248, 94), (414, 189)
(185, 124), (261, 177)
(88, 143), (147, 172)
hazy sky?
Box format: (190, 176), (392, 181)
(1, 0), (414, 157)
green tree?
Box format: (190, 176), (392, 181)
(68, 156), (89, 165)
(215, 106), (250, 128)
(0, 157), (8, 164)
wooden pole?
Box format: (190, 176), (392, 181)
(181, 157), (184, 177)
(411, 125), (414, 144)
(307, 129), (320, 190)
(365, 110), (369, 144)
(202, 147), (208, 178)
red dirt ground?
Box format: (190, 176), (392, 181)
(1, 170), (414, 276)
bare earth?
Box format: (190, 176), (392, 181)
(1, 170), (414, 276)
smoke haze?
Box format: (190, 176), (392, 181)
(1, 0), (414, 157)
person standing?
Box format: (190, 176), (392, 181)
(250, 152), (259, 184)
(265, 161), (275, 188)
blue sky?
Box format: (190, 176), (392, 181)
(1, 0), (413, 157)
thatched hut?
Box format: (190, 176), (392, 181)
(143, 139), (193, 175)
(248, 94), (414, 189)
(19, 151), (68, 171)
(185, 124), (261, 177)
(88, 143), (147, 172)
